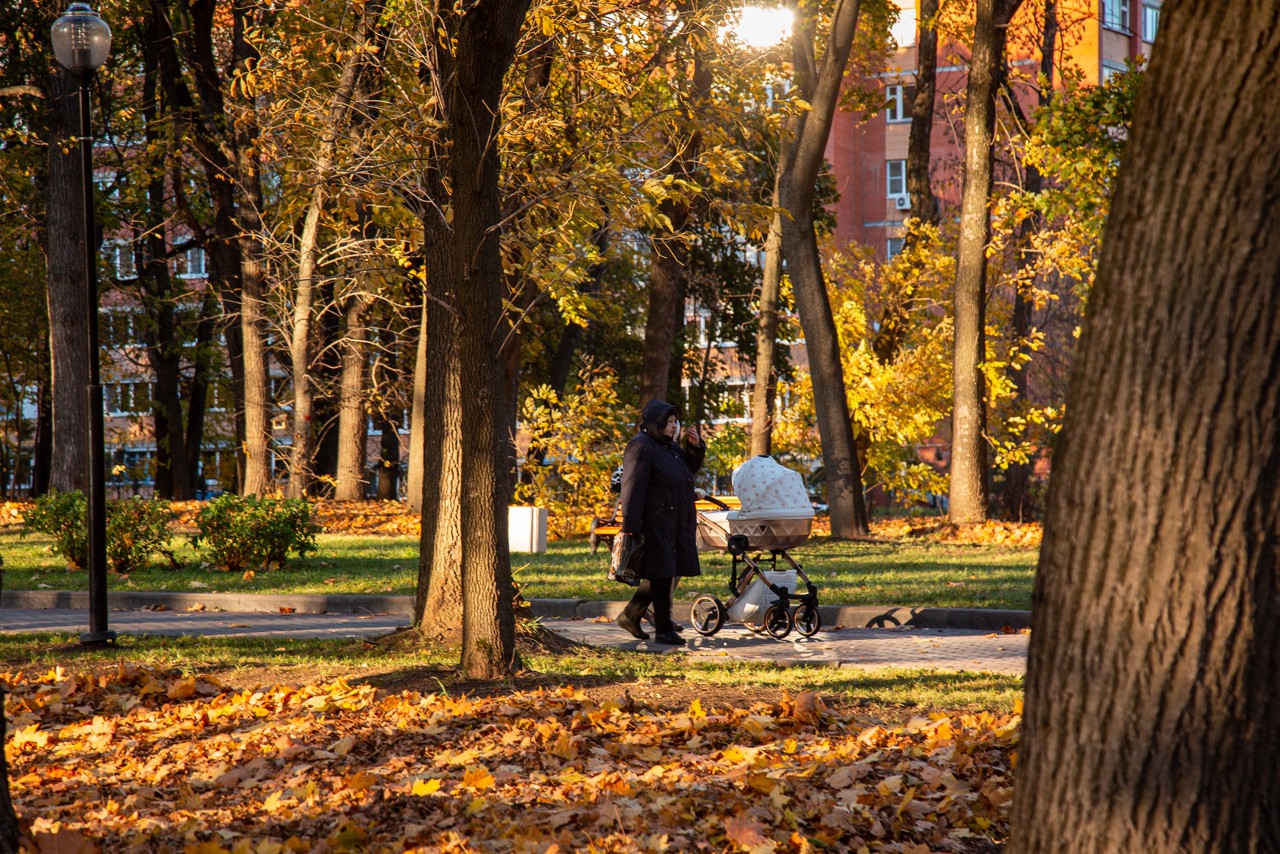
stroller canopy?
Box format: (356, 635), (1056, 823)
(731, 455), (814, 518)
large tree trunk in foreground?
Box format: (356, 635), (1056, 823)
(948, 0), (1023, 523)
(446, 0), (530, 679)
(1011, 3), (1280, 850)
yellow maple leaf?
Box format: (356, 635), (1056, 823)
(461, 766), (495, 790)
(9, 724), (50, 750)
(411, 778), (441, 796)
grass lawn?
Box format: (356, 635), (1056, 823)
(1, 529), (1037, 609)
(0, 631), (1023, 715)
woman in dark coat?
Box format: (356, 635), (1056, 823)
(615, 399), (704, 646)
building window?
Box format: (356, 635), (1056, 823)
(176, 246), (207, 279)
(1101, 61), (1126, 82)
(886, 159), (907, 199)
(101, 310), (136, 348)
(1102, 0), (1129, 32)
(107, 381), (153, 415)
(110, 242), (136, 280)
(1142, 2), (1159, 40)
(887, 237), (905, 259)
(885, 84), (914, 123)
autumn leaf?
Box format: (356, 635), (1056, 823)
(724, 815), (776, 853)
(410, 778), (441, 796)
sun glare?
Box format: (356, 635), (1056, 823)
(724, 6), (793, 49)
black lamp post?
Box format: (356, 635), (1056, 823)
(51, 3), (115, 645)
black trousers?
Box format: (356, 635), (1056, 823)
(622, 578), (675, 633)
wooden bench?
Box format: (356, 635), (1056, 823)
(589, 496), (741, 553)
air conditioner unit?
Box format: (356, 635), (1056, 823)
(894, 195), (912, 211)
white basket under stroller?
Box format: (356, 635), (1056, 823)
(690, 455), (822, 639)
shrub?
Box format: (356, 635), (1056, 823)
(23, 490), (176, 572)
(191, 494), (320, 571)
(23, 490), (88, 569)
(106, 497), (177, 573)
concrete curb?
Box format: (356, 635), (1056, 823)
(0, 591), (1031, 631)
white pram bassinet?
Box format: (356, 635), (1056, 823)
(697, 455), (815, 551)
(690, 456), (822, 639)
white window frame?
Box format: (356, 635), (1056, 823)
(1141, 2), (1159, 41)
(884, 84), (911, 123)
(1101, 61), (1126, 83)
(176, 246), (207, 279)
(886, 159), (907, 199)
(110, 242), (136, 280)
(1102, 0), (1130, 32)
(887, 237), (905, 260)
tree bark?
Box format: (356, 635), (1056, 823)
(1000, 1), (1056, 522)
(948, 0), (1024, 524)
(334, 291), (372, 501)
(905, 0), (940, 229)
(748, 203), (784, 457)
(637, 0), (714, 406)
(286, 0), (387, 498)
(445, 0), (530, 679)
(755, 0), (869, 537)
(1010, 3), (1280, 850)
(406, 291), (428, 513)
(44, 68), (89, 493)
(0, 687), (19, 853)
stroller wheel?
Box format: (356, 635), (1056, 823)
(763, 603), (792, 639)
(792, 603), (822, 637)
(690, 596), (726, 636)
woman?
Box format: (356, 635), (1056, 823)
(615, 399), (704, 646)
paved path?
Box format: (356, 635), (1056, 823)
(0, 606), (1028, 674)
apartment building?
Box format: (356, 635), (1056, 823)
(827, 0), (1159, 258)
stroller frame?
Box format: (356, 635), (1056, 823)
(690, 508), (823, 640)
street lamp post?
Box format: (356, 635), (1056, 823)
(51, 3), (114, 645)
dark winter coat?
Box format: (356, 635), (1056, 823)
(619, 400), (705, 580)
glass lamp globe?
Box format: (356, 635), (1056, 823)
(51, 3), (112, 72)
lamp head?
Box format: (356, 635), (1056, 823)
(51, 3), (112, 72)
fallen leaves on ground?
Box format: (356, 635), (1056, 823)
(3, 665), (1019, 852)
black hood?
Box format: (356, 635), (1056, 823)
(640, 399), (677, 442)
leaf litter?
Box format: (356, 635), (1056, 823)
(3, 664), (1018, 852)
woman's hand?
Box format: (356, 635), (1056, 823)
(684, 427), (702, 447)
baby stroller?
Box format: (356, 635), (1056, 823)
(690, 455), (822, 640)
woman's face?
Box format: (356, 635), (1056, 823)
(663, 414), (680, 440)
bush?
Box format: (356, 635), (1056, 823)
(23, 490), (176, 572)
(191, 494), (320, 571)
(22, 490), (88, 569)
(106, 497), (177, 573)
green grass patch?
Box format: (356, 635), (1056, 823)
(1, 530), (1037, 609)
(0, 632), (1022, 715)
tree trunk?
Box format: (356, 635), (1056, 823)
(0, 687), (20, 853)
(948, 0), (1024, 524)
(334, 293), (372, 501)
(414, 256), (463, 639)
(406, 293), (428, 513)
(446, 0), (530, 679)
(758, 0), (868, 537)
(748, 207), (784, 457)
(905, 0), (940, 229)
(639, 243), (688, 406)
(1000, 2), (1056, 522)
(638, 1), (713, 407)
(44, 68), (89, 494)
(1010, 3), (1280, 850)
(286, 0), (386, 498)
